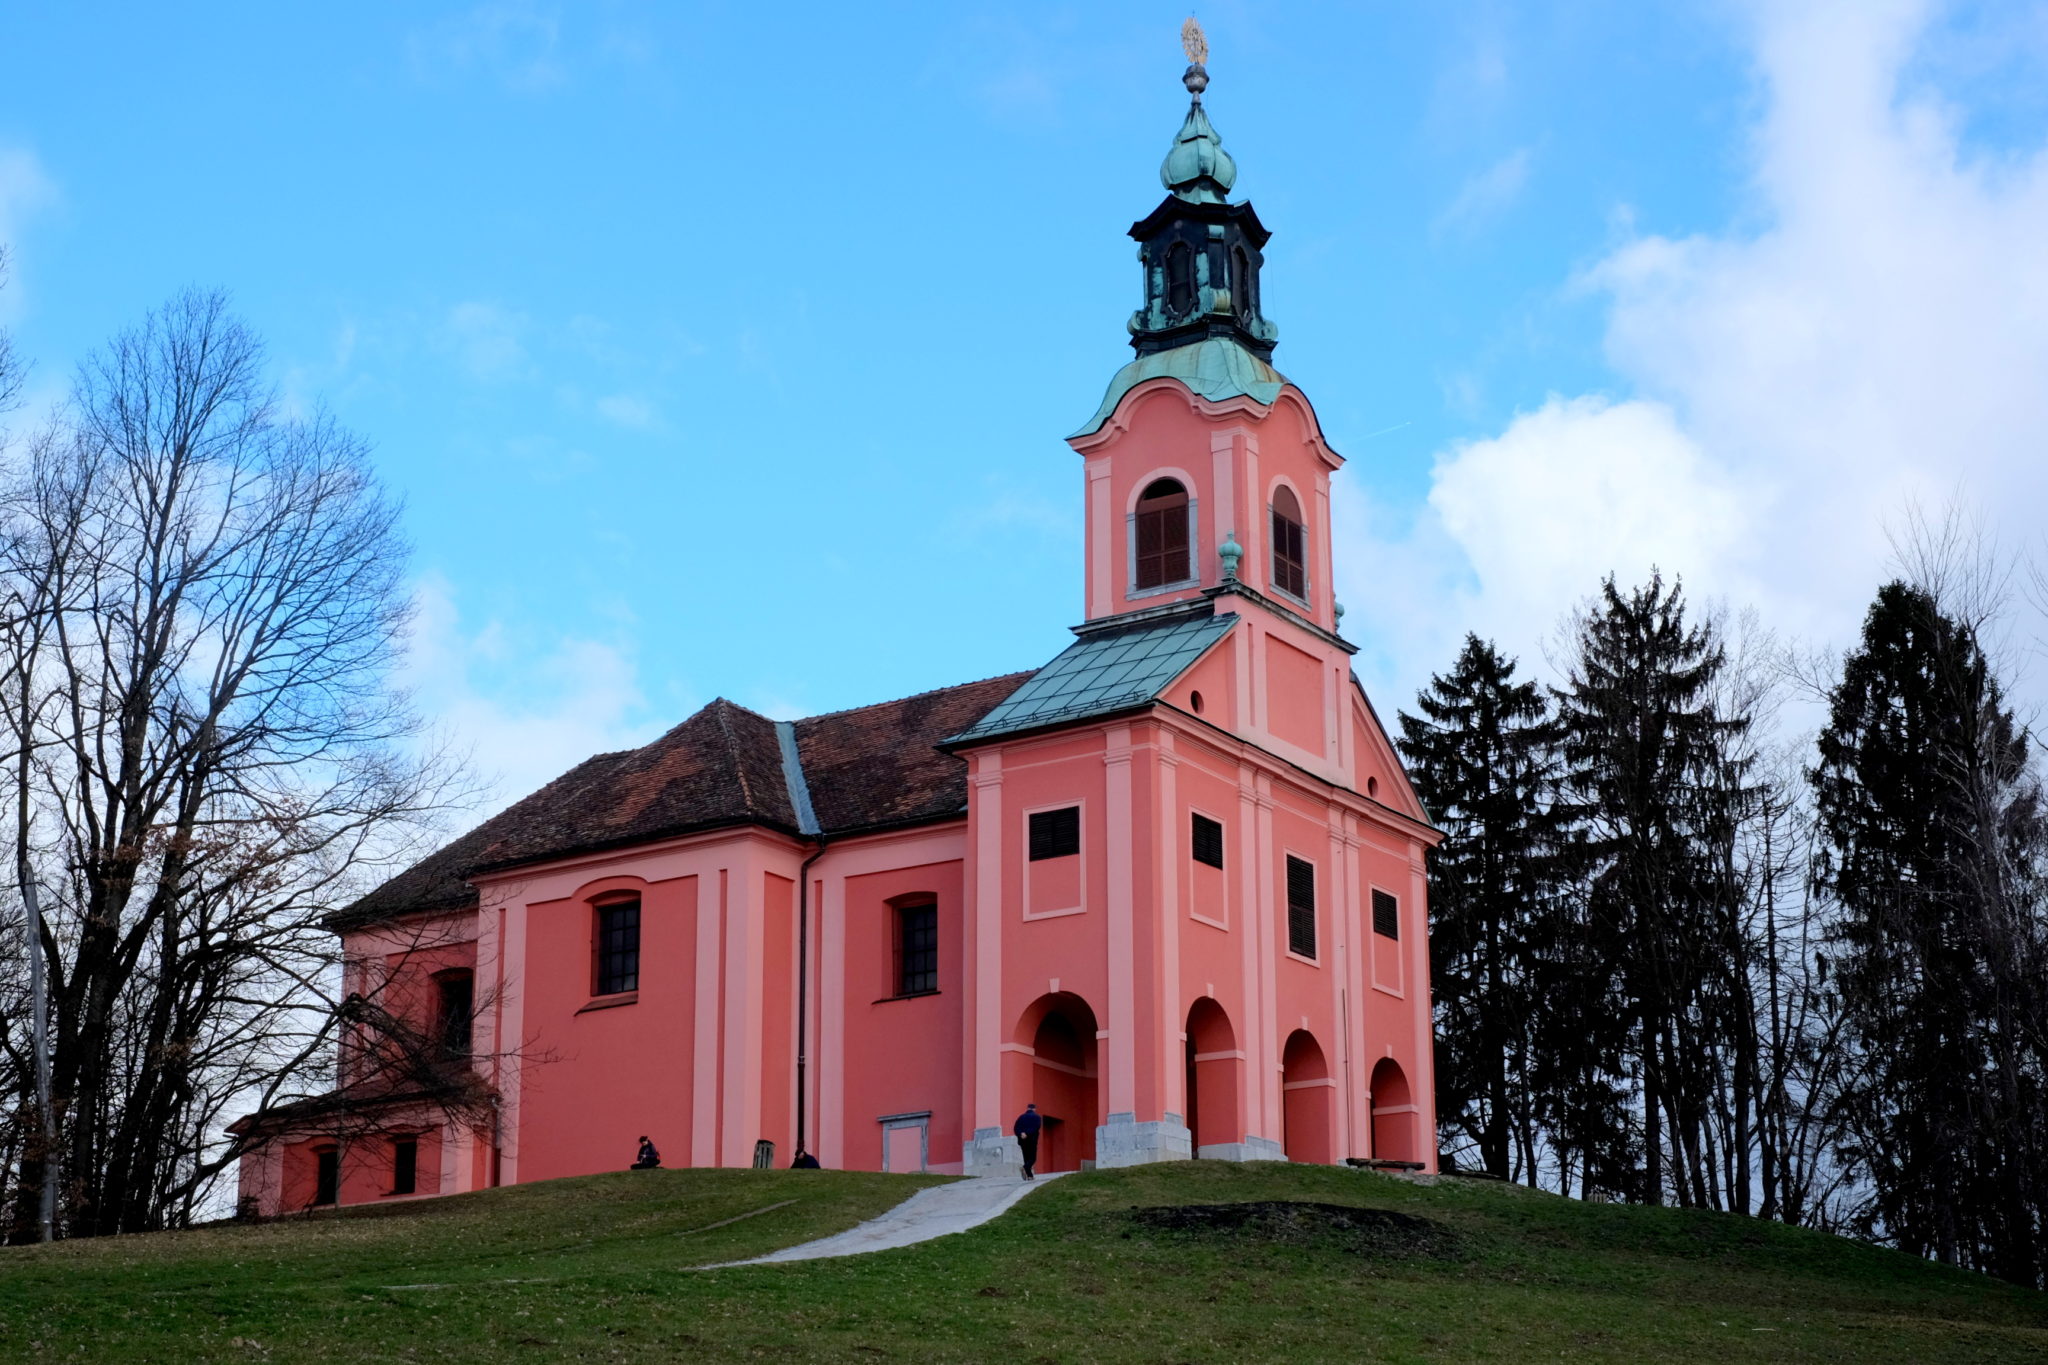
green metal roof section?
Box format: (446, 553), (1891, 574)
(944, 608), (1237, 746)
(1161, 101), (1236, 204)
(1073, 336), (1288, 438)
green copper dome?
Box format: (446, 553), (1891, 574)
(1073, 336), (1287, 438)
(1160, 101), (1237, 204)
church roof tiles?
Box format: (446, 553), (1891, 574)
(332, 673), (1032, 930)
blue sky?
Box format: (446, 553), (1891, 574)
(4, 1), (2047, 808)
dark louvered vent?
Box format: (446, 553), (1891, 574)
(1372, 888), (1399, 940)
(1286, 855), (1316, 958)
(1135, 479), (1191, 589)
(1191, 813), (1225, 869)
(1271, 506), (1306, 599)
(1028, 806), (1081, 861)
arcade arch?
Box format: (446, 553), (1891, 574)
(1182, 997), (1241, 1154)
(1008, 992), (1100, 1172)
(1281, 1029), (1335, 1165)
(1369, 1058), (1419, 1164)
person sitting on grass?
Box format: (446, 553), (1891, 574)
(790, 1146), (822, 1170)
(631, 1135), (661, 1170)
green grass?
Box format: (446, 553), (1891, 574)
(3, 1162), (2044, 1362)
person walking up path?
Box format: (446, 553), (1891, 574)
(1013, 1103), (1042, 1179)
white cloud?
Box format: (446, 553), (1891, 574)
(1433, 395), (1745, 627)
(1434, 148), (1533, 238)
(403, 573), (667, 817)
(1350, 0), (2048, 705)
(408, 2), (567, 94)
(440, 301), (530, 381)
(594, 392), (656, 429)
(0, 145), (59, 322)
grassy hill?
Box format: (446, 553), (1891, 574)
(3, 1162), (2044, 1363)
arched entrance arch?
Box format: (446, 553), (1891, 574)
(1183, 998), (1241, 1154)
(1281, 1030), (1335, 1165)
(1370, 1058), (1419, 1164)
(1007, 992), (1100, 1172)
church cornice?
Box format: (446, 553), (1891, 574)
(1069, 371), (1341, 471)
(1204, 579), (1358, 656)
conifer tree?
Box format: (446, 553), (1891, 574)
(1555, 573), (1753, 1205)
(1398, 635), (1569, 1181)
(1811, 581), (2048, 1287)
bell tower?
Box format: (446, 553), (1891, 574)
(1069, 33), (1344, 643)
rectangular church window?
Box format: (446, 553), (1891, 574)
(392, 1137), (417, 1195)
(1191, 813), (1225, 869)
(314, 1147), (339, 1206)
(897, 902), (938, 996)
(1286, 855), (1316, 959)
(1029, 806), (1081, 861)
(1373, 888), (1400, 941)
(436, 971), (473, 1058)
(594, 897), (641, 996)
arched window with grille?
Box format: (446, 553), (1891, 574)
(1134, 478), (1192, 591)
(1270, 484), (1307, 601)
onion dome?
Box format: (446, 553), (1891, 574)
(1161, 81), (1238, 205)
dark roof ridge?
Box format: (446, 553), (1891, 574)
(702, 695), (778, 722)
(630, 695), (775, 749)
(792, 669), (1038, 725)
(711, 699), (756, 812)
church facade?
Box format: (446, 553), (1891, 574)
(233, 57), (1440, 1216)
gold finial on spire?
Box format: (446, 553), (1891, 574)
(1181, 16), (1208, 66)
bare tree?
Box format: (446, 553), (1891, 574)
(0, 289), (467, 1240)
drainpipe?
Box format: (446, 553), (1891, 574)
(776, 722), (825, 1162)
(795, 840), (828, 1157)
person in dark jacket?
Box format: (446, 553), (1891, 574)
(631, 1135), (661, 1170)
(790, 1146), (821, 1169)
(1013, 1103), (1042, 1179)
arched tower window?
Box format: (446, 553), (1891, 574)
(1232, 246), (1252, 318)
(1271, 485), (1307, 601)
(1164, 242), (1195, 319)
(1135, 478), (1191, 590)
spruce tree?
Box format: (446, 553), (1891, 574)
(1811, 581), (2048, 1287)
(1398, 635), (1569, 1181)
(1555, 573), (1752, 1205)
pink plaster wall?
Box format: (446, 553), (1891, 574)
(513, 872), (700, 1180)
(1074, 381), (1343, 634)
(833, 859), (965, 1172)
(336, 913), (477, 1089)
(243, 1120), (446, 1216)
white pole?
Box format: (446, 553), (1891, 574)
(20, 874), (55, 1242)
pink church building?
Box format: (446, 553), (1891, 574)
(234, 57), (1440, 1216)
